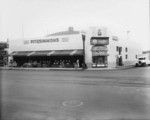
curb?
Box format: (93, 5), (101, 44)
(86, 65), (135, 71)
(0, 67), (83, 71)
(0, 65), (135, 71)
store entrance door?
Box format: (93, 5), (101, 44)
(118, 56), (123, 66)
(92, 56), (107, 67)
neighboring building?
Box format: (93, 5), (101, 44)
(143, 50), (150, 60)
(143, 50), (150, 54)
(9, 26), (142, 68)
(0, 42), (8, 66)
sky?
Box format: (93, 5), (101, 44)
(0, 0), (149, 50)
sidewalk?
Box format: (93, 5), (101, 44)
(0, 66), (82, 71)
(87, 65), (135, 71)
(0, 65), (135, 71)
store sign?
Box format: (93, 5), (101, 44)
(91, 37), (109, 45)
(23, 40), (29, 44)
(30, 38), (59, 44)
(61, 37), (69, 42)
(97, 29), (102, 36)
(97, 40), (108, 45)
(23, 37), (70, 45)
(112, 36), (118, 41)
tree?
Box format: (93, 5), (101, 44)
(0, 42), (8, 66)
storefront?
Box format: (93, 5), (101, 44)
(9, 27), (85, 68)
(11, 50), (83, 68)
(9, 26), (142, 68)
(90, 37), (109, 67)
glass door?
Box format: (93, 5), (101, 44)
(92, 56), (108, 67)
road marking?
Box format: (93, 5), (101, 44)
(62, 100), (83, 107)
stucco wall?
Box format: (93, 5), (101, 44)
(9, 34), (83, 53)
(9, 26), (143, 68)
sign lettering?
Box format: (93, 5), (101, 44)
(91, 39), (109, 45)
(30, 38), (59, 44)
(91, 37), (109, 45)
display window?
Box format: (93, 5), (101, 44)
(92, 56), (108, 67)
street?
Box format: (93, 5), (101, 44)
(1, 67), (150, 120)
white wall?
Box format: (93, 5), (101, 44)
(84, 29), (93, 68)
(107, 36), (119, 67)
(121, 40), (143, 66)
(9, 34), (83, 53)
(9, 26), (143, 68)
(107, 28), (143, 67)
(84, 26), (109, 68)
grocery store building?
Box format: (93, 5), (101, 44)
(9, 26), (142, 68)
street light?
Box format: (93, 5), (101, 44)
(82, 33), (86, 69)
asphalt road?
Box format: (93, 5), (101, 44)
(1, 67), (150, 120)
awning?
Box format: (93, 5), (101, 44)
(9, 51), (33, 56)
(9, 52), (17, 56)
(31, 50), (83, 56)
(70, 50), (83, 56)
(29, 51), (53, 56)
(91, 46), (108, 52)
(10, 49), (83, 57)
(51, 50), (74, 56)
(92, 51), (109, 56)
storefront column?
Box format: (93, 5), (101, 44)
(82, 34), (86, 69)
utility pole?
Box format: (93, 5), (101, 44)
(81, 31), (86, 69)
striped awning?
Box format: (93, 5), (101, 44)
(9, 52), (17, 56)
(51, 50), (73, 56)
(50, 50), (83, 56)
(29, 51), (53, 56)
(9, 51), (33, 56)
(92, 51), (109, 56)
(91, 46), (108, 52)
(10, 50), (83, 56)
(70, 50), (83, 56)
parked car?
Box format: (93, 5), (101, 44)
(136, 53), (150, 67)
